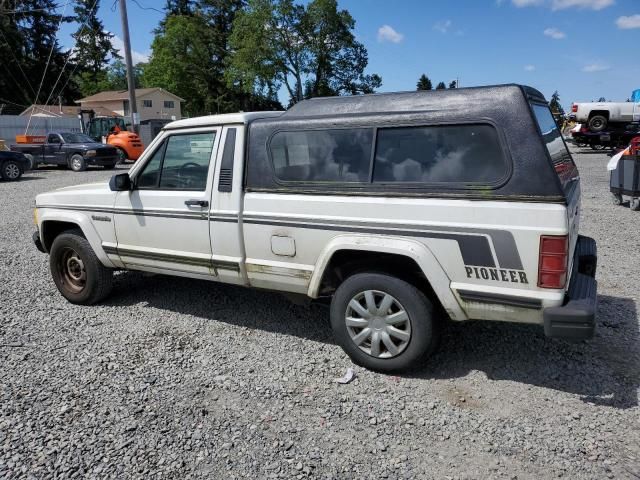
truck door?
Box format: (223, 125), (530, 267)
(112, 127), (221, 276)
(45, 133), (64, 164)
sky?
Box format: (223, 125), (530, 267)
(57, 0), (640, 110)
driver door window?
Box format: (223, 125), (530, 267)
(136, 132), (215, 191)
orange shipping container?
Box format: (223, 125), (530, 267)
(15, 135), (46, 144)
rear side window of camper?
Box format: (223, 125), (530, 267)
(372, 124), (507, 185)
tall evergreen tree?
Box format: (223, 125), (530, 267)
(72, 0), (121, 96)
(448, 80), (457, 89)
(1, 0), (79, 108)
(416, 74), (432, 91)
(435, 81), (446, 90)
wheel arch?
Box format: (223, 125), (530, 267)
(308, 234), (467, 321)
(588, 110), (610, 120)
(39, 211), (115, 268)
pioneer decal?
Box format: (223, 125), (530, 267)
(465, 266), (529, 284)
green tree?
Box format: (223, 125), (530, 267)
(435, 81), (446, 90)
(448, 80), (457, 89)
(416, 74), (432, 91)
(550, 90), (564, 115)
(144, 2), (280, 116)
(228, 0), (381, 105)
(72, 0), (121, 96)
(96, 59), (144, 91)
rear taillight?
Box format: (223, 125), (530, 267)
(538, 235), (568, 289)
(630, 137), (640, 156)
(571, 104), (578, 113)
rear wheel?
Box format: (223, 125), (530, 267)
(116, 148), (128, 164)
(588, 115), (608, 133)
(49, 229), (113, 305)
(24, 153), (36, 170)
(1, 160), (22, 181)
(69, 154), (86, 172)
(330, 272), (440, 372)
(612, 193), (623, 205)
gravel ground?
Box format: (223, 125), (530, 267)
(1, 148), (639, 479)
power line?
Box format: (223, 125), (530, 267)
(43, 0), (100, 111)
(130, 0), (163, 14)
(27, 0), (72, 132)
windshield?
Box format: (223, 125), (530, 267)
(60, 133), (96, 144)
(531, 104), (578, 189)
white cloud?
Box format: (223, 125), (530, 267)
(524, 64), (536, 71)
(582, 63), (610, 72)
(111, 35), (149, 65)
(551, 0), (614, 10)
(616, 14), (640, 29)
(511, 0), (614, 8)
(433, 20), (452, 33)
(512, 0), (544, 6)
(377, 25), (404, 44)
(543, 27), (567, 39)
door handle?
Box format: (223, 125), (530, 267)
(184, 200), (209, 207)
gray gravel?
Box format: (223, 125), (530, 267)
(1, 150), (639, 479)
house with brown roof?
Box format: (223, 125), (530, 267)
(77, 88), (184, 122)
(20, 104), (118, 118)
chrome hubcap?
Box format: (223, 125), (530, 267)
(72, 158), (82, 170)
(5, 163), (19, 179)
(345, 290), (411, 359)
(58, 247), (87, 293)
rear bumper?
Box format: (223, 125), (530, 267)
(543, 236), (597, 340)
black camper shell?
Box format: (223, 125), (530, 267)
(245, 84), (574, 203)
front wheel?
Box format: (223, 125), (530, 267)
(116, 148), (128, 164)
(330, 273), (440, 372)
(49, 229), (113, 305)
(1, 160), (22, 181)
(69, 154), (86, 172)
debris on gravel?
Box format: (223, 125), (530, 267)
(1, 150), (639, 479)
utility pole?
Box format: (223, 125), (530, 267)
(119, 0), (138, 134)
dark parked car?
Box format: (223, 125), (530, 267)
(11, 132), (119, 171)
(0, 150), (30, 181)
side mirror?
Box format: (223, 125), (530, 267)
(109, 173), (132, 191)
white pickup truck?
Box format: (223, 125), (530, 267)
(33, 85), (598, 372)
(571, 99), (640, 132)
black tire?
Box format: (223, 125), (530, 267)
(631, 198), (640, 211)
(69, 153), (86, 172)
(103, 162), (116, 170)
(0, 160), (23, 181)
(612, 193), (623, 206)
(588, 115), (607, 133)
(330, 272), (440, 373)
(49, 229), (113, 305)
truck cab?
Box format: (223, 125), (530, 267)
(32, 85), (598, 372)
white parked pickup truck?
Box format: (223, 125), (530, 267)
(33, 85), (598, 372)
(571, 99), (640, 132)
